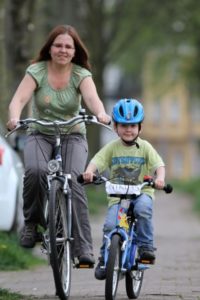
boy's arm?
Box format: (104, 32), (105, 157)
(82, 162), (98, 182)
(154, 166), (165, 189)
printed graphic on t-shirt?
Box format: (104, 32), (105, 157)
(111, 156), (145, 185)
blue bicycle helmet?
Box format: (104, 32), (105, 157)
(112, 98), (144, 124)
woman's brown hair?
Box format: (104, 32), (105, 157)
(32, 25), (91, 71)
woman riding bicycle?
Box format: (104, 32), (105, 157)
(82, 98), (165, 279)
(7, 24), (110, 265)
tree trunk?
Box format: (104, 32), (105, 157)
(0, 0), (8, 125)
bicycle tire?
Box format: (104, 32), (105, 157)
(125, 247), (144, 299)
(105, 234), (121, 300)
(49, 179), (71, 300)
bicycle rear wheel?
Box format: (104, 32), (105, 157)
(49, 179), (71, 300)
(105, 234), (121, 300)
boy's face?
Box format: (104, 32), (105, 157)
(114, 123), (140, 142)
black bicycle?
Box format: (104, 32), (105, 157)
(6, 112), (111, 300)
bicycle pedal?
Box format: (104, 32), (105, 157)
(75, 262), (94, 269)
(138, 258), (155, 265)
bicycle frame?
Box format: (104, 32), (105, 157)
(103, 199), (150, 275)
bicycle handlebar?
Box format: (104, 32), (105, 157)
(5, 114), (112, 137)
(77, 174), (173, 194)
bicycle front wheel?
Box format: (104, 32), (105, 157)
(49, 179), (71, 300)
(125, 248), (144, 299)
(105, 234), (121, 300)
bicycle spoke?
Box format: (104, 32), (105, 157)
(49, 179), (71, 300)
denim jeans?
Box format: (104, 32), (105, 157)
(99, 193), (154, 257)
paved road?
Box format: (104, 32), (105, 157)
(0, 191), (200, 300)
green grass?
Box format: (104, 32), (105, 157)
(0, 233), (45, 299)
(0, 288), (34, 300)
(0, 232), (45, 271)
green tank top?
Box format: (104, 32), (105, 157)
(26, 61), (92, 135)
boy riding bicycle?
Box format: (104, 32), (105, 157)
(82, 98), (165, 280)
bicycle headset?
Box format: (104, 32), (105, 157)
(112, 98), (144, 147)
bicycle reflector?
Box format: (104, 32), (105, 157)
(48, 159), (60, 173)
(143, 175), (153, 182)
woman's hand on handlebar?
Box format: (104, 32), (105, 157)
(97, 112), (111, 125)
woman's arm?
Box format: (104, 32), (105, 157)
(7, 74), (37, 130)
(79, 76), (111, 124)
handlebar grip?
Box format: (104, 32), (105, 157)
(163, 184), (173, 194)
(77, 174), (98, 184)
(77, 174), (84, 184)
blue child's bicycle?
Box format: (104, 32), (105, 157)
(78, 174), (172, 300)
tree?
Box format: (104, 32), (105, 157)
(3, 0), (200, 152)
(110, 0), (200, 86)
(5, 0), (38, 93)
(0, 0), (7, 126)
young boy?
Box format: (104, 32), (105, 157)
(83, 98), (165, 280)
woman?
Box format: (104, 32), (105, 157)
(7, 24), (110, 265)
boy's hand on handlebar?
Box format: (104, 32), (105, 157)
(82, 171), (96, 183)
(97, 112), (111, 125)
(6, 118), (19, 131)
(154, 178), (165, 190)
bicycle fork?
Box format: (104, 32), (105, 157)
(104, 228), (130, 274)
(41, 174), (73, 259)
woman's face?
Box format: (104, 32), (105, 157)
(50, 33), (75, 65)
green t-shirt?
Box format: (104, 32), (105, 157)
(26, 61), (92, 135)
(91, 137), (165, 206)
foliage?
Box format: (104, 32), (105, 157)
(2, 0), (200, 155)
(86, 185), (107, 214)
(173, 178), (200, 215)
(3, 0), (200, 100)
(0, 232), (44, 271)
(110, 0), (200, 79)
(0, 2), (188, 93)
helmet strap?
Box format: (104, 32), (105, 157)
(121, 136), (140, 148)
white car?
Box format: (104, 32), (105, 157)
(0, 132), (24, 232)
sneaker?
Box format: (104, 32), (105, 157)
(138, 247), (155, 263)
(95, 257), (106, 280)
(20, 223), (37, 248)
(78, 253), (95, 265)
